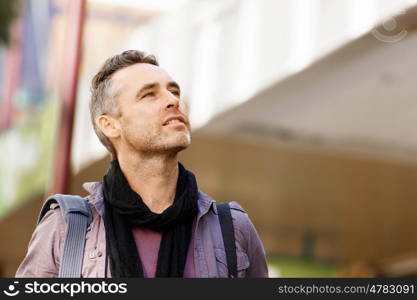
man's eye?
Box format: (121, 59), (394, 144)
(171, 90), (180, 97)
(143, 92), (155, 98)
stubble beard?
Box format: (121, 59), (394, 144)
(125, 126), (191, 157)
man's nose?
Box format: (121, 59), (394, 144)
(164, 91), (180, 109)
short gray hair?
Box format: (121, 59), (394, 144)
(90, 50), (159, 160)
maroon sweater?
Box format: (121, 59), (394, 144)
(131, 220), (196, 277)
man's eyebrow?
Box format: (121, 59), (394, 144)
(136, 83), (159, 98)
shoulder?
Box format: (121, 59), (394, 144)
(35, 199), (71, 249)
(219, 201), (264, 254)
(38, 195), (96, 233)
(16, 200), (67, 277)
(228, 201), (250, 233)
(197, 192), (257, 244)
(211, 200), (254, 247)
(39, 202), (67, 236)
(199, 191), (251, 232)
(229, 201), (247, 214)
(37, 195), (96, 254)
(42, 193), (96, 218)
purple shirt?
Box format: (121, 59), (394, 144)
(16, 182), (268, 278)
(131, 219), (196, 278)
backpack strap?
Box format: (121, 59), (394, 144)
(38, 194), (92, 278)
(216, 203), (238, 278)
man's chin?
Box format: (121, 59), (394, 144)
(171, 137), (191, 152)
(159, 135), (191, 154)
(171, 144), (189, 154)
(168, 132), (191, 147)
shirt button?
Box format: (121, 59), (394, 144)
(97, 251), (103, 257)
(88, 252), (95, 259)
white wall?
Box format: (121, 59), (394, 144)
(72, 0), (417, 172)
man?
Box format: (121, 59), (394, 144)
(16, 50), (268, 278)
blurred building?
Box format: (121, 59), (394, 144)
(1, 0), (417, 277)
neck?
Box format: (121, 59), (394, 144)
(117, 152), (179, 214)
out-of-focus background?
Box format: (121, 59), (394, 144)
(1, 0), (417, 278)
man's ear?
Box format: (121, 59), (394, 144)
(97, 115), (120, 139)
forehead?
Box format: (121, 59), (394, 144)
(111, 63), (174, 90)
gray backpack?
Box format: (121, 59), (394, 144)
(38, 195), (92, 278)
(38, 195), (237, 278)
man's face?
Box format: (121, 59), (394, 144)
(109, 63), (191, 156)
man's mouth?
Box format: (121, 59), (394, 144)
(164, 119), (184, 126)
(163, 116), (186, 126)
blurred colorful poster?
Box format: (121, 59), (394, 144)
(0, 0), (158, 220)
(0, 0), (68, 219)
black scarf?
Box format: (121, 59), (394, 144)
(102, 160), (199, 278)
